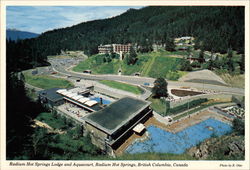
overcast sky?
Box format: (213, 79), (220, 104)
(7, 6), (143, 34)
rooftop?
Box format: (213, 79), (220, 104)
(84, 97), (151, 135)
(39, 88), (64, 102)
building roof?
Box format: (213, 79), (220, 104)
(85, 100), (98, 107)
(133, 123), (145, 133)
(78, 97), (90, 104)
(84, 97), (151, 135)
(39, 88), (64, 102)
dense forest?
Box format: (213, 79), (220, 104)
(7, 6), (244, 71)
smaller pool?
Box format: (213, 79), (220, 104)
(90, 97), (111, 105)
(126, 118), (232, 154)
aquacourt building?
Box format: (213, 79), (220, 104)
(83, 97), (152, 155)
(38, 88), (152, 155)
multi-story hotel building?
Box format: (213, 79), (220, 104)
(98, 44), (132, 54)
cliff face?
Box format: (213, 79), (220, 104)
(187, 133), (244, 160)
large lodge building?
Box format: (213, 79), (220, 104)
(98, 44), (132, 54)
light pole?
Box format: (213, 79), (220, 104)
(202, 79), (204, 93)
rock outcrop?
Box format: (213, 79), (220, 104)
(187, 134), (244, 160)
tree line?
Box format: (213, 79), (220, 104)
(7, 6), (244, 72)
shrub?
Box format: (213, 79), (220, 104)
(191, 61), (201, 68)
(232, 118), (244, 135)
(166, 71), (180, 81)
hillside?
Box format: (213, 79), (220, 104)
(7, 29), (39, 41)
(72, 51), (186, 80)
(7, 6), (245, 72)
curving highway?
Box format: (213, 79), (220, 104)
(49, 59), (245, 96)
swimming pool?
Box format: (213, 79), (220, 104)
(126, 118), (232, 154)
(91, 97), (111, 105)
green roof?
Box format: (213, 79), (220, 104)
(84, 97), (150, 135)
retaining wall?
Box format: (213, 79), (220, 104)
(170, 93), (240, 108)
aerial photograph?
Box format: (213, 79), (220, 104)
(6, 5), (245, 161)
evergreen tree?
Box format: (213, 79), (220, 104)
(180, 60), (192, 71)
(165, 37), (175, 51)
(239, 54), (245, 73)
(207, 54), (214, 70)
(232, 118), (244, 135)
(227, 48), (233, 59)
(198, 49), (205, 63)
(226, 48), (234, 72)
(125, 47), (138, 65)
(152, 77), (168, 98)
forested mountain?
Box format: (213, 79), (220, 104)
(7, 29), (39, 41)
(7, 6), (244, 72)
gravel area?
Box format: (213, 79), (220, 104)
(179, 69), (227, 86)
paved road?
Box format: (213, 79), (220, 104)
(49, 60), (245, 96)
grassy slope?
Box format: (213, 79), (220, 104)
(24, 72), (73, 89)
(99, 80), (143, 95)
(36, 112), (66, 129)
(219, 73), (245, 88)
(121, 54), (149, 75)
(73, 51), (185, 80)
(148, 56), (183, 78)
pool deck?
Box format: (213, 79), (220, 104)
(166, 109), (233, 133)
(114, 108), (233, 155)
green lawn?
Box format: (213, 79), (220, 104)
(24, 72), (73, 89)
(99, 80), (143, 95)
(148, 96), (167, 115)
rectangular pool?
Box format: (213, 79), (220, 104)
(90, 97), (111, 105)
(126, 118), (232, 154)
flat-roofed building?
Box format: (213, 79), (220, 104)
(57, 89), (103, 112)
(98, 44), (132, 54)
(38, 88), (64, 107)
(83, 97), (152, 155)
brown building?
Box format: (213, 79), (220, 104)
(113, 44), (132, 53)
(83, 97), (152, 155)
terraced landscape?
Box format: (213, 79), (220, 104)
(73, 51), (186, 80)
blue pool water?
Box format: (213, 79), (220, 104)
(91, 97), (111, 105)
(126, 118), (232, 154)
